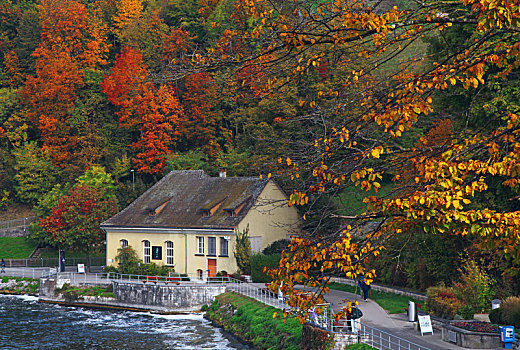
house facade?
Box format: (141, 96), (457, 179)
(101, 170), (300, 277)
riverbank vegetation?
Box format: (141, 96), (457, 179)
(205, 292), (301, 350)
(0, 276), (39, 295)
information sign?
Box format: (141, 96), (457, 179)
(77, 264), (85, 273)
(418, 315), (433, 335)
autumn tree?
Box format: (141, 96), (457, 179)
(101, 46), (183, 175)
(189, 0), (520, 321)
(22, 0), (109, 172)
(13, 141), (59, 204)
(38, 184), (119, 272)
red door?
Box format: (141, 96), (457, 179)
(208, 258), (217, 277)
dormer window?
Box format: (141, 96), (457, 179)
(224, 196), (250, 218)
(200, 197), (226, 218)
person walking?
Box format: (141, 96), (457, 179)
(1, 259), (5, 274)
(358, 276), (371, 301)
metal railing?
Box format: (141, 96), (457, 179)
(306, 304), (431, 350)
(1, 267), (53, 279)
(226, 279), (288, 310)
(355, 323), (431, 350)
(0, 216), (36, 230)
(53, 272), (112, 285)
(4, 257), (106, 268)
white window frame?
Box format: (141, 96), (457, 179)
(143, 240), (151, 263)
(165, 241), (174, 266)
(208, 237), (216, 256)
(220, 237), (228, 257)
(120, 239), (128, 248)
(197, 236), (204, 255)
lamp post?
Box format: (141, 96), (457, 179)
(131, 169), (135, 191)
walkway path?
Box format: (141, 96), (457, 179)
(322, 288), (503, 350)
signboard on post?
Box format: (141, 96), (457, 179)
(418, 315), (433, 335)
(77, 264), (85, 274)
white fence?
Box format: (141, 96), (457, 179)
(0, 217), (36, 230)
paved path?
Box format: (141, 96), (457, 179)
(322, 288), (503, 350)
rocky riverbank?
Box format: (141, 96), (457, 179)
(0, 276), (39, 295)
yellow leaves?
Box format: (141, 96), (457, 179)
(370, 146), (383, 158)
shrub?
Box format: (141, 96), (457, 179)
(262, 239), (289, 255)
(457, 305), (474, 320)
(453, 260), (496, 313)
(251, 253), (281, 283)
(301, 323), (335, 350)
(488, 307), (503, 324)
(426, 285), (463, 319)
(501, 296), (520, 328)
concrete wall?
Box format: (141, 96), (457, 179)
(113, 281), (226, 312)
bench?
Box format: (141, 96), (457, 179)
(165, 277), (181, 285)
(143, 276), (160, 284)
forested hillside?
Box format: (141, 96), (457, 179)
(1, 0), (520, 310)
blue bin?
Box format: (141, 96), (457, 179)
(500, 326), (515, 350)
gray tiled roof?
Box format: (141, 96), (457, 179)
(102, 170), (269, 229)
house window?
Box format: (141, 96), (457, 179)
(208, 237), (216, 256)
(220, 237), (228, 257)
(165, 241), (174, 266)
(120, 239), (128, 248)
(143, 240), (150, 263)
(197, 236), (204, 255)
(250, 236), (262, 253)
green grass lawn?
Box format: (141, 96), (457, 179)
(0, 237), (38, 259)
(329, 282), (423, 314)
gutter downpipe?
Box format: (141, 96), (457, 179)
(184, 231), (188, 275)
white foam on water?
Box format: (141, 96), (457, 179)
(6, 294), (38, 303)
(135, 311), (205, 321)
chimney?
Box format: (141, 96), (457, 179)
(219, 167), (227, 178)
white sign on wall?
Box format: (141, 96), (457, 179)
(77, 264), (85, 274)
(418, 315), (433, 336)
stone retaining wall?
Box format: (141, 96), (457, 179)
(39, 278), (226, 313)
(113, 281), (226, 312)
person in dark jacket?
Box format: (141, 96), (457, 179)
(1, 259), (5, 274)
(358, 277), (371, 301)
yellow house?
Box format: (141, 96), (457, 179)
(101, 170), (300, 278)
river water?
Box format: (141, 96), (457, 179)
(0, 295), (245, 349)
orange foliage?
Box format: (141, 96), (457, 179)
(21, 0), (108, 170)
(179, 72), (222, 157)
(102, 47), (183, 175)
